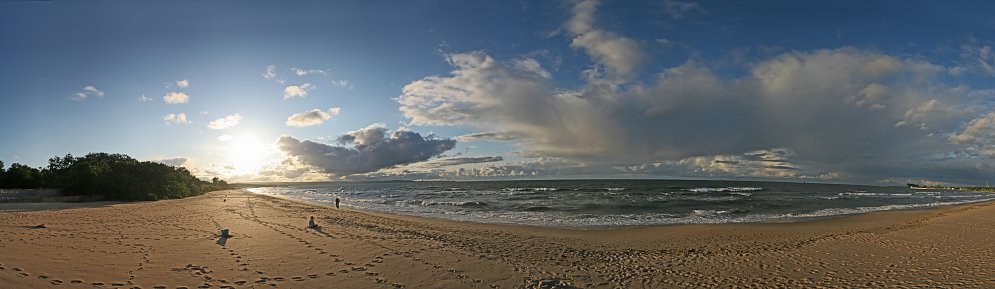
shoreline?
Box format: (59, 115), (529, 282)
(2, 189), (994, 288)
(247, 188), (995, 230)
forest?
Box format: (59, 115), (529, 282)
(0, 153), (231, 201)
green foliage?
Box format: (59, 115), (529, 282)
(3, 163), (42, 189)
(0, 153), (233, 201)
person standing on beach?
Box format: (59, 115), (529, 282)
(335, 197), (340, 208)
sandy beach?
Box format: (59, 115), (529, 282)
(1, 189), (994, 288)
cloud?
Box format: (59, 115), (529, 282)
(422, 156), (504, 167)
(263, 65), (277, 80)
(283, 83), (316, 99)
(163, 113), (191, 124)
(207, 114), (241, 130)
(949, 112), (995, 157)
(286, 107), (341, 127)
(330, 79), (350, 88)
(398, 44), (995, 183)
(455, 131), (524, 142)
(291, 68), (329, 76)
(176, 79), (189, 88)
(154, 157), (191, 167)
(566, 0), (647, 75)
(277, 124), (456, 176)
(163, 91), (189, 104)
(663, 0), (704, 19)
(139, 94), (153, 102)
(70, 85), (104, 101)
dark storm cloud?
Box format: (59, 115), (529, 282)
(277, 124), (456, 176)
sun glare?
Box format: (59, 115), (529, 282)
(227, 134), (269, 175)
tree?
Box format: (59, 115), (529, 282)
(3, 163), (42, 189)
(3, 152), (234, 200)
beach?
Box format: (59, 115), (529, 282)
(1, 189), (993, 288)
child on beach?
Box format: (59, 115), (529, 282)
(335, 197), (340, 208)
(308, 216), (319, 229)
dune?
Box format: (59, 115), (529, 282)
(1, 189), (993, 288)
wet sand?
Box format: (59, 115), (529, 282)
(1, 189), (993, 288)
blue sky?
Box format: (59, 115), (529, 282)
(3, 0), (995, 185)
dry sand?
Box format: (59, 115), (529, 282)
(1, 189), (993, 288)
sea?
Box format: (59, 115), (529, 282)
(246, 180), (995, 228)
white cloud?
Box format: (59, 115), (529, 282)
(218, 134), (234, 142)
(291, 68), (329, 76)
(139, 94), (153, 102)
(283, 83), (315, 99)
(163, 113), (191, 124)
(949, 112), (995, 157)
(263, 65), (277, 80)
(566, 0), (647, 75)
(70, 85), (104, 101)
(163, 91), (189, 104)
(176, 79), (189, 88)
(330, 79), (350, 88)
(286, 107), (341, 127)
(207, 114), (241, 130)
(511, 57), (552, 79)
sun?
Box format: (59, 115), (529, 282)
(227, 134), (269, 175)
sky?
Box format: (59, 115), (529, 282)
(3, 0), (995, 185)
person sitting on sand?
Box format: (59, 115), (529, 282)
(308, 216), (320, 229)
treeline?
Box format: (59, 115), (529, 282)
(0, 153), (232, 201)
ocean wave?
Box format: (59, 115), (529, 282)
(604, 187), (627, 191)
(688, 187), (763, 193)
(503, 187), (559, 192)
(785, 198), (995, 218)
(409, 200), (489, 207)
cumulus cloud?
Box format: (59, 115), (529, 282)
(263, 65), (277, 80)
(163, 91), (189, 104)
(163, 113), (191, 124)
(277, 124), (456, 176)
(398, 45), (994, 183)
(286, 107), (341, 127)
(207, 114), (241, 130)
(389, 1), (995, 183)
(949, 112), (995, 157)
(566, 0), (647, 75)
(176, 79), (189, 88)
(283, 83), (316, 99)
(70, 85), (104, 101)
